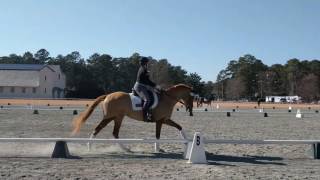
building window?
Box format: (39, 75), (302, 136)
(0, 87), (3, 93)
(10, 87), (15, 93)
(32, 88), (36, 93)
(44, 88), (46, 93)
(58, 74), (60, 80)
(22, 87), (26, 93)
(45, 76), (47, 81)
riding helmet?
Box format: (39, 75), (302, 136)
(139, 57), (149, 65)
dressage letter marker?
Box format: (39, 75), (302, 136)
(187, 132), (207, 164)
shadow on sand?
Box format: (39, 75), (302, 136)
(0, 154), (82, 159)
(206, 152), (286, 166)
(87, 151), (286, 166)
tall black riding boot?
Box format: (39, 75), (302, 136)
(142, 101), (152, 122)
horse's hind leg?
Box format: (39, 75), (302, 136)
(87, 116), (115, 151)
(112, 115), (124, 138)
(92, 116), (115, 136)
(112, 116), (131, 152)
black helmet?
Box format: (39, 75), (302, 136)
(139, 57), (149, 65)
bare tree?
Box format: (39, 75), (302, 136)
(225, 77), (246, 100)
(149, 59), (170, 87)
(296, 74), (319, 102)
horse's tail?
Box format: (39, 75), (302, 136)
(72, 94), (107, 135)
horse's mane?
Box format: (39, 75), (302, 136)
(166, 84), (192, 91)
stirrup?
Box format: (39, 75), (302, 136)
(143, 111), (152, 122)
(146, 113), (152, 122)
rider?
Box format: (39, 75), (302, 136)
(133, 56), (161, 122)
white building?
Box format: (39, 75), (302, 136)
(265, 96), (301, 103)
(0, 64), (66, 98)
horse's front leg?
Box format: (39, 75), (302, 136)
(155, 120), (165, 153)
(162, 119), (185, 138)
(163, 119), (190, 158)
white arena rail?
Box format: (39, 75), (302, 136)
(204, 139), (320, 145)
(1, 133), (320, 164)
(0, 138), (188, 144)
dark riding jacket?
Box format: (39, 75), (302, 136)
(136, 66), (156, 88)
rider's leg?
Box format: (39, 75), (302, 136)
(144, 90), (154, 121)
(140, 90), (153, 122)
(134, 85), (152, 122)
(142, 100), (151, 122)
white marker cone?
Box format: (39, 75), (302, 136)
(296, 109), (304, 118)
(187, 132), (207, 164)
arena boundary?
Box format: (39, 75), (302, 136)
(1, 133), (320, 164)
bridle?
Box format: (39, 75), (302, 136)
(161, 89), (195, 108)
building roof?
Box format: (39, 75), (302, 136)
(0, 70), (39, 87)
(0, 64), (54, 71)
(0, 64), (62, 87)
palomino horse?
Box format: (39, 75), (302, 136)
(72, 84), (194, 152)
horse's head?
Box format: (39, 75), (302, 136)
(166, 84), (194, 116)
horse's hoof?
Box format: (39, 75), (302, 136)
(159, 149), (165, 153)
(117, 143), (132, 153)
(155, 149), (165, 153)
(180, 130), (187, 139)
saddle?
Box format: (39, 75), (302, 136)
(130, 89), (159, 111)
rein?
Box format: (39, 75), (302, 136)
(161, 90), (186, 106)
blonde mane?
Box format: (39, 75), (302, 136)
(166, 84), (192, 91)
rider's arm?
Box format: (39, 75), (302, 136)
(141, 68), (156, 87)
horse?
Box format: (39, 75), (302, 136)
(202, 98), (212, 107)
(72, 84), (194, 152)
(193, 95), (201, 108)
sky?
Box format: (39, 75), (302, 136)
(0, 0), (319, 82)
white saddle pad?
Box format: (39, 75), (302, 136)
(129, 91), (158, 111)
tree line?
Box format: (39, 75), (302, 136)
(215, 54), (320, 102)
(0, 49), (213, 98)
(1, 50), (319, 102)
